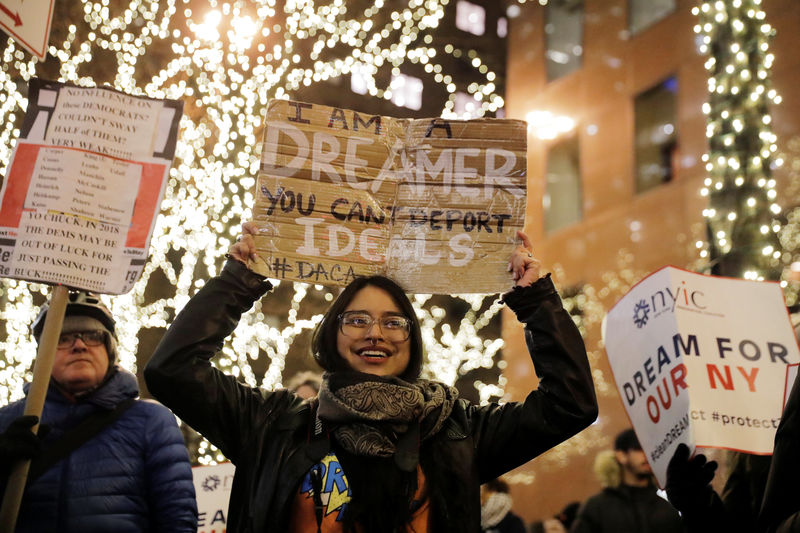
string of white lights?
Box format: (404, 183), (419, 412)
(0, 0), (509, 463)
(692, 0), (784, 281)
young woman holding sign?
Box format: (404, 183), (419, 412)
(144, 222), (597, 532)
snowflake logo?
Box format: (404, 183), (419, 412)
(202, 475), (221, 492)
(633, 299), (650, 328)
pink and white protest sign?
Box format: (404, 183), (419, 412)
(0, 78), (183, 293)
(603, 266), (800, 486)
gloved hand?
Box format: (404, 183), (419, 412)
(0, 415), (45, 475)
(665, 442), (718, 516)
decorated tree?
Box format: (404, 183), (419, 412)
(693, 0), (784, 281)
(0, 0), (510, 463)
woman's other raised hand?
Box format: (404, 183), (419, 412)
(228, 221), (259, 265)
(508, 230), (542, 288)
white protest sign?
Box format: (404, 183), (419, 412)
(193, 462), (234, 533)
(0, 78), (183, 294)
(603, 266), (800, 486)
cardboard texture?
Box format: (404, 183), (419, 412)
(251, 99), (528, 293)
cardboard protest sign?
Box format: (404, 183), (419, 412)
(603, 266), (800, 486)
(251, 99), (527, 294)
(0, 78), (183, 294)
(192, 462), (235, 533)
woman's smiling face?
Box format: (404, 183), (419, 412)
(336, 285), (411, 377)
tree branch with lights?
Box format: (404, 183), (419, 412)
(693, 0), (784, 281)
(0, 0), (508, 464)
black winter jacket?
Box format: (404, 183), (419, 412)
(571, 484), (684, 533)
(145, 259), (598, 532)
(760, 365), (800, 533)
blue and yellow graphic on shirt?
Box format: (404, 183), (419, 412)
(289, 451), (430, 532)
(300, 452), (352, 521)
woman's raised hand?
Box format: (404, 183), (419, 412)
(508, 230), (542, 288)
(228, 221), (259, 265)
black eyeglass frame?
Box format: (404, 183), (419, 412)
(57, 330), (106, 349)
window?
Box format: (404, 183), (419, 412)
(390, 74), (423, 110)
(545, 0), (583, 81)
(456, 1), (485, 36)
(634, 77), (678, 194)
(629, 0), (675, 35)
(544, 137), (582, 232)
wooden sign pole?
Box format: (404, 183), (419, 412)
(0, 284), (69, 531)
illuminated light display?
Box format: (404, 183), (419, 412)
(0, 0), (511, 464)
(691, 0), (784, 282)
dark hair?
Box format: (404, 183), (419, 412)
(614, 428), (642, 451)
(312, 277), (468, 532)
(557, 501), (581, 529)
(336, 436), (470, 533)
(484, 477), (511, 494)
(311, 275), (423, 380)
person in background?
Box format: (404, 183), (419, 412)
(480, 477), (527, 533)
(144, 223), (597, 532)
(286, 370), (323, 400)
(555, 501), (580, 531)
(0, 292), (197, 532)
(570, 428), (683, 533)
(530, 502), (579, 533)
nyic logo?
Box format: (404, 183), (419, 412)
(632, 280), (707, 328)
(633, 300), (649, 328)
(201, 475), (221, 492)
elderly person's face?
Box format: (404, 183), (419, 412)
(336, 285), (411, 377)
(52, 330), (109, 396)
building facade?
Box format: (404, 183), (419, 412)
(502, 0), (800, 523)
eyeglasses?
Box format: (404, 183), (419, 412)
(57, 330), (106, 349)
(338, 312), (411, 342)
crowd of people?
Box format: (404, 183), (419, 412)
(0, 221), (798, 532)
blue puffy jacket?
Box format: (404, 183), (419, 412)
(0, 367), (197, 533)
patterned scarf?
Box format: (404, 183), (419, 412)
(317, 371), (458, 471)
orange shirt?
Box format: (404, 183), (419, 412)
(288, 451), (429, 532)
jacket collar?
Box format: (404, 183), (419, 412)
(25, 365), (139, 409)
